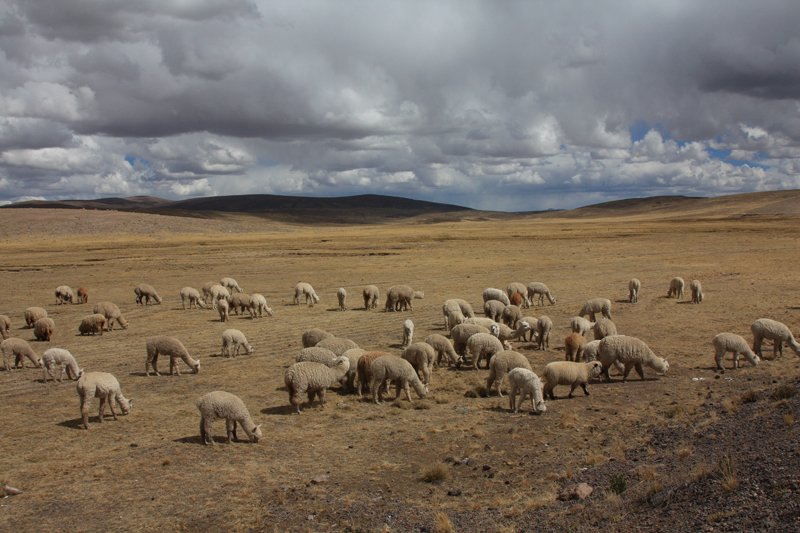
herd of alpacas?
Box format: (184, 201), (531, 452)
(1, 276), (799, 445)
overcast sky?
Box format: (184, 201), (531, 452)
(0, 1), (798, 211)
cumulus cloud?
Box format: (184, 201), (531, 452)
(0, 0), (798, 209)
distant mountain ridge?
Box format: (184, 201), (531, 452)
(1, 193), (474, 223)
(3, 189), (799, 222)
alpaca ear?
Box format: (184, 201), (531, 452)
(256, 424), (262, 430)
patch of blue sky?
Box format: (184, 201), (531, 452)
(629, 120), (669, 142)
(629, 119), (650, 142)
(125, 156), (151, 167)
(708, 147), (769, 169)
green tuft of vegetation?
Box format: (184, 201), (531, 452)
(610, 473), (627, 495)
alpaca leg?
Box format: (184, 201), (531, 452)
(315, 390), (324, 405)
(291, 392), (303, 413)
(403, 381), (413, 401)
(98, 396), (107, 423)
(203, 417), (216, 444)
(622, 363), (634, 382)
(108, 395), (118, 420)
(715, 347), (726, 371)
(80, 395), (90, 429)
(544, 384), (555, 400)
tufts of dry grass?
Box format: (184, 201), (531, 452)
(721, 396), (740, 414)
(740, 389), (760, 403)
(421, 462), (450, 483)
(648, 481), (664, 495)
(772, 384), (797, 402)
(559, 412), (579, 428)
(717, 455), (739, 492)
(677, 446), (692, 459)
(663, 405), (684, 419)
(434, 511), (455, 533)
(690, 461), (715, 483)
(708, 509), (737, 523)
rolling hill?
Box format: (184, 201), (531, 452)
(2, 189), (799, 223)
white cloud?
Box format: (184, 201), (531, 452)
(0, 83), (96, 122)
(170, 178), (214, 197)
(499, 169), (545, 186)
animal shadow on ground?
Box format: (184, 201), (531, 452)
(677, 300), (695, 305)
(261, 404), (296, 416)
(174, 435), (206, 445)
(388, 343), (405, 349)
(615, 298), (631, 303)
(57, 417), (93, 430)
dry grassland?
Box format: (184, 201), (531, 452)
(0, 207), (798, 532)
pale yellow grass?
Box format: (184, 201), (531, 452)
(0, 206), (797, 532)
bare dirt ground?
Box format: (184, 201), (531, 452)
(0, 203), (798, 533)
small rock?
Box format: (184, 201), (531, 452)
(447, 489), (462, 496)
(482, 465), (491, 471)
(130, 443), (138, 448)
(488, 472), (495, 479)
(443, 456), (455, 464)
(4, 485), (23, 496)
(484, 444), (492, 451)
(310, 475), (329, 485)
(557, 483), (593, 501)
